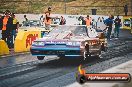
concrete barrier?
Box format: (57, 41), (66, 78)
(14, 27), (50, 52)
(0, 40), (9, 56)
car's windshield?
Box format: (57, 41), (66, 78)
(49, 26), (71, 35)
(48, 26), (88, 36)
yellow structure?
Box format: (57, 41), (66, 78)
(14, 28), (50, 52)
(0, 40), (9, 56)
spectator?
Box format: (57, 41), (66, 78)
(44, 7), (52, 30)
(92, 19), (96, 29)
(0, 15), (2, 39)
(1, 10), (13, 49)
(78, 16), (82, 25)
(59, 16), (66, 25)
(114, 15), (121, 38)
(81, 17), (86, 25)
(124, 4), (128, 16)
(40, 15), (43, 21)
(24, 15), (28, 21)
(104, 15), (114, 40)
(40, 15), (44, 26)
(23, 15), (28, 26)
(11, 13), (19, 45)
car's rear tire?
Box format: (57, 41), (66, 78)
(83, 44), (91, 60)
(37, 56), (45, 60)
(101, 43), (107, 52)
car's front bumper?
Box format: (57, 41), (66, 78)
(30, 46), (82, 56)
(30, 46), (101, 57)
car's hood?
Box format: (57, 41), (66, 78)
(36, 35), (99, 43)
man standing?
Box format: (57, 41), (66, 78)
(1, 10), (13, 49)
(124, 4), (128, 16)
(104, 15), (114, 40)
(23, 15), (28, 26)
(44, 7), (52, 30)
(114, 15), (121, 38)
(0, 15), (2, 39)
(11, 13), (19, 47)
(24, 15), (28, 22)
(59, 16), (66, 25)
(85, 15), (92, 27)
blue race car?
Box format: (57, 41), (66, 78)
(30, 25), (107, 60)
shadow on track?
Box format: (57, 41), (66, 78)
(36, 56), (101, 69)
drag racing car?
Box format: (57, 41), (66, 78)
(30, 25), (107, 60)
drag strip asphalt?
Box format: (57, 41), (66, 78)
(0, 37), (132, 87)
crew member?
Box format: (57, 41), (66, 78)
(44, 7), (52, 30)
(1, 10), (13, 49)
(85, 15), (92, 27)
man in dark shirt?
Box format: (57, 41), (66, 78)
(1, 10), (13, 49)
(114, 15), (121, 38)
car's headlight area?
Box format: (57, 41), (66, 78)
(32, 41), (45, 46)
(66, 42), (80, 46)
(32, 41), (38, 46)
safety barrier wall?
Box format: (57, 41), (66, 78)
(0, 40), (9, 56)
(14, 27), (50, 53)
(14, 28), (50, 53)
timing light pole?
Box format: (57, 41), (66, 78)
(64, 0), (66, 14)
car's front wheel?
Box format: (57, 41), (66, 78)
(37, 56), (45, 60)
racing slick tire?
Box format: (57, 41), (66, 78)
(101, 43), (107, 52)
(37, 56), (45, 60)
(83, 44), (91, 60)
